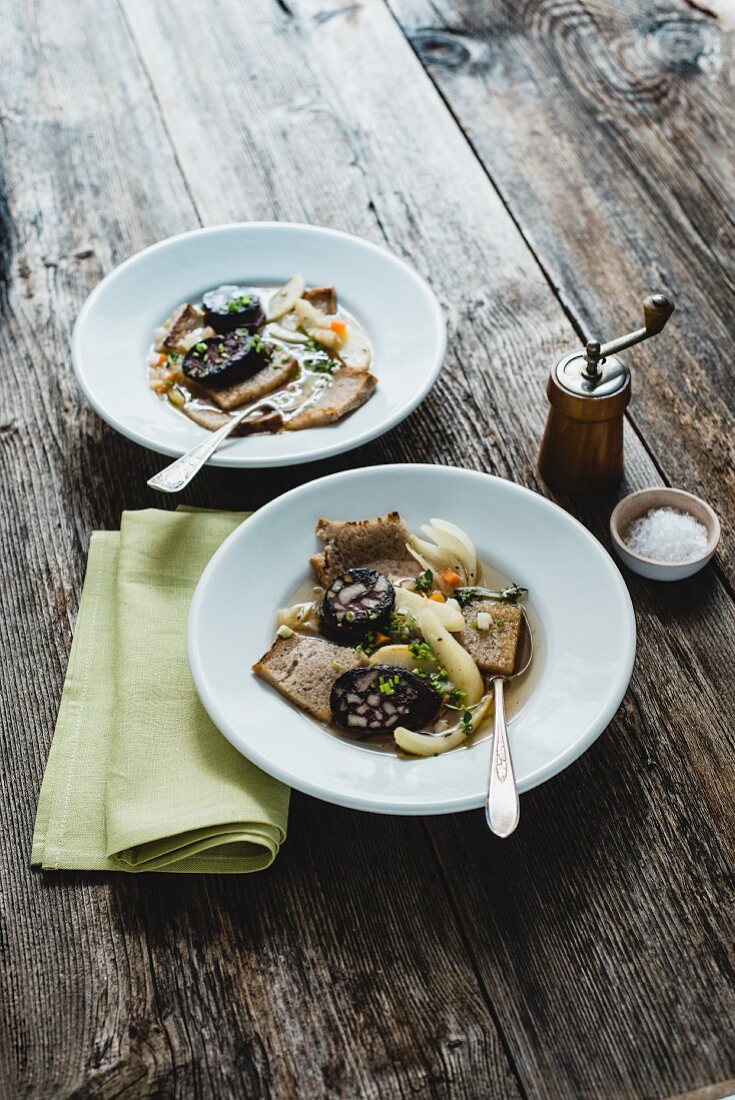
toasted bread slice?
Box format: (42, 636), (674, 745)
(253, 633), (366, 723)
(159, 303), (210, 353)
(181, 404), (283, 435)
(201, 355), (298, 411)
(310, 512), (413, 586)
(286, 368), (377, 432)
(302, 286), (337, 314)
(458, 602), (523, 676)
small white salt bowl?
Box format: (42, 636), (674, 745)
(610, 488), (721, 582)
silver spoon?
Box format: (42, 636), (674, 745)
(147, 390), (297, 494)
(485, 607), (533, 838)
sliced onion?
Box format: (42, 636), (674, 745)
(276, 601), (317, 631)
(339, 326), (371, 371)
(426, 519), (477, 584)
(267, 323), (310, 345)
(266, 274), (305, 321)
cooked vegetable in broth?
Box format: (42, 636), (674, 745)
(148, 276), (375, 435)
(253, 511), (537, 758)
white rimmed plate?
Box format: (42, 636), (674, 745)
(188, 465), (636, 814)
(72, 223), (445, 467)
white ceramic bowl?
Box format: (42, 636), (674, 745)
(188, 465), (636, 815)
(610, 488), (720, 581)
(72, 223), (445, 467)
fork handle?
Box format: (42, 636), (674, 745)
(485, 677), (520, 837)
(147, 411), (247, 493)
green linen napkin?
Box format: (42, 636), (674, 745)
(32, 509), (289, 873)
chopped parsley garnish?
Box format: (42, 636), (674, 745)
(354, 632), (377, 656)
(414, 569), (434, 594)
(195, 342), (208, 352)
(461, 709), (473, 735)
(430, 667), (449, 695)
(378, 674), (401, 696)
(408, 639), (433, 662)
(455, 583), (527, 607)
(388, 611), (418, 641)
(226, 294), (252, 312)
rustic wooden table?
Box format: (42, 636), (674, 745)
(2, 1), (733, 1097)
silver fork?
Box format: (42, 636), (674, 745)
(147, 390), (297, 493)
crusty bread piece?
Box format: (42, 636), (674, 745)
(286, 368), (377, 432)
(201, 355), (298, 411)
(181, 403), (283, 435)
(302, 286), (337, 314)
(310, 512), (413, 586)
(458, 602), (523, 676)
(252, 633), (366, 722)
(160, 303), (209, 353)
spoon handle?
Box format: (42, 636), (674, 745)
(485, 677), (520, 837)
(147, 411), (248, 493)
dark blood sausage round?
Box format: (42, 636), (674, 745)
(331, 665), (441, 735)
(319, 567), (394, 642)
(202, 285), (265, 333)
(182, 332), (271, 388)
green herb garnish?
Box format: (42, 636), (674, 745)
(226, 294), (252, 312)
(414, 569), (433, 594)
(454, 583), (527, 607)
(408, 639), (433, 662)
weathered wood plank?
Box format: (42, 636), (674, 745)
(0, 2), (522, 1098)
(118, 1), (735, 1097)
(389, 0), (735, 588)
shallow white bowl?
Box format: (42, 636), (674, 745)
(72, 223), (445, 468)
(188, 465), (636, 815)
(610, 488), (720, 582)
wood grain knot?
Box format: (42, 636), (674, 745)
(643, 16), (722, 77)
(411, 31), (471, 71)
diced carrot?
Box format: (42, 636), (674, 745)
(439, 569), (462, 588)
(329, 319), (347, 338)
(429, 591), (446, 603)
(156, 353), (167, 367)
(375, 632), (390, 646)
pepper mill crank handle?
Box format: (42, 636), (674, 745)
(596, 293), (675, 360)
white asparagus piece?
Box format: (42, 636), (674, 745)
(394, 694), (492, 756)
(417, 608), (484, 704)
(394, 586), (465, 631)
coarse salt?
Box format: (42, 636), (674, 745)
(625, 507), (708, 563)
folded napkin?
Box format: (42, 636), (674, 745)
(32, 509), (289, 873)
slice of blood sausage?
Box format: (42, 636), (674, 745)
(331, 665), (441, 735)
(319, 567), (394, 642)
(182, 332), (271, 388)
(202, 285), (266, 333)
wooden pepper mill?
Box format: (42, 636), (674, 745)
(538, 293), (675, 493)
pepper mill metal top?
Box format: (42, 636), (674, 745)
(554, 293), (675, 398)
(538, 293), (675, 494)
